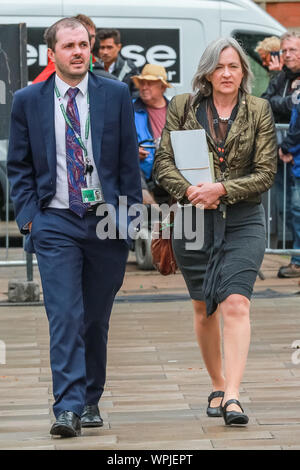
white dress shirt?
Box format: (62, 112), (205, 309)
(48, 73), (101, 209)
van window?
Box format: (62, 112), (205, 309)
(233, 32), (275, 97)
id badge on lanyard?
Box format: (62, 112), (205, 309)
(55, 84), (104, 203)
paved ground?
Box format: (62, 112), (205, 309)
(0, 250), (300, 450)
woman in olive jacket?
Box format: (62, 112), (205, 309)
(153, 37), (277, 426)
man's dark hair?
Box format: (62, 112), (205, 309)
(44, 17), (90, 51)
(97, 29), (121, 45)
(75, 14), (96, 31)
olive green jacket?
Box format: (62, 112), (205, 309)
(153, 92), (277, 205)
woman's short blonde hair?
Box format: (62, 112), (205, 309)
(192, 37), (253, 96)
(255, 36), (281, 53)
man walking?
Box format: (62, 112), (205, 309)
(7, 17), (142, 437)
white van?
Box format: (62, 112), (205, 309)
(0, 0), (286, 95)
(0, 0), (286, 219)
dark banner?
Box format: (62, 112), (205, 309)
(27, 27), (180, 84)
(0, 23), (27, 139)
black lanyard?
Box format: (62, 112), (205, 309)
(209, 97), (238, 174)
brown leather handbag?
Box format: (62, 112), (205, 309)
(151, 94), (192, 275)
(151, 211), (177, 275)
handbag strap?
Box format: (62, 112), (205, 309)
(179, 93), (193, 130)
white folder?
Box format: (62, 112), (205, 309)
(170, 129), (215, 185)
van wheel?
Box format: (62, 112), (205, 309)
(135, 227), (154, 270)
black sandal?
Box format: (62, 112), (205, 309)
(221, 399), (249, 425)
(206, 391), (224, 417)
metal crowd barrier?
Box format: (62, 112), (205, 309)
(265, 123), (300, 257)
(0, 140), (37, 279)
(1, 124), (300, 276)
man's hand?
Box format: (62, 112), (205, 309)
(279, 147), (294, 163)
(268, 55), (283, 72)
(28, 222), (32, 232)
(185, 182), (226, 209)
(138, 146), (149, 160)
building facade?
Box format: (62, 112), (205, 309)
(255, 0), (300, 31)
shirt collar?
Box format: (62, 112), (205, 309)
(55, 73), (89, 98)
(99, 60), (116, 74)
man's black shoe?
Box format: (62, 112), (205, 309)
(81, 405), (103, 428)
(50, 411), (81, 437)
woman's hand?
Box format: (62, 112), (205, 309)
(185, 182), (226, 209)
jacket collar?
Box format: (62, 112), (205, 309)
(97, 54), (125, 74)
(282, 65), (300, 80)
(114, 54), (125, 74)
(39, 73), (56, 181)
(189, 91), (249, 147)
(88, 71), (106, 167)
(40, 70), (102, 94)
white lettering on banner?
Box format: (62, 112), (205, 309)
(121, 44), (177, 68)
(39, 44), (48, 66)
(0, 340), (6, 365)
(121, 45), (146, 68)
(27, 44), (48, 67)
(27, 41), (178, 76)
(27, 44), (38, 66)
(168, 70), (177, 81)
(146, 45), (176, 67)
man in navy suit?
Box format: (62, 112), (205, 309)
(7, 17), (142, 437)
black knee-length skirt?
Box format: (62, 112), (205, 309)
(172, 202), (266, 316)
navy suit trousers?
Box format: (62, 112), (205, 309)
(31, 207), (129, 417)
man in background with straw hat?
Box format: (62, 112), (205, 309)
(131, 64), (171, 203)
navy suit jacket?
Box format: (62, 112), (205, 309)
(7, 72), (142, 251)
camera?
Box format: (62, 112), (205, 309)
(270, 51), (280, 58)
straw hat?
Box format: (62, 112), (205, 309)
(131, 64), (172, 88)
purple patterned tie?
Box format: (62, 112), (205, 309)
(66, 87), (88, 217)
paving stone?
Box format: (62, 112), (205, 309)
(212, 441), (282, 450)
(52, 434), (118, 450)
(105, 439), (213, 450)
(0, 409), (49, 417)
(2, 445), (56, 450)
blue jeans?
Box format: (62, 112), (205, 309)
(291, 176), (300, 266)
